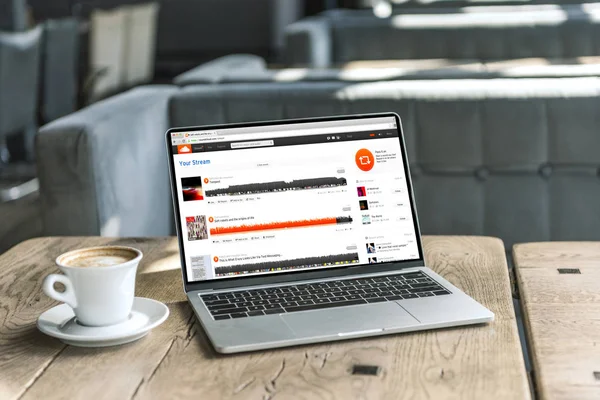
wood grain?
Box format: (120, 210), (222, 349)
(0, 236), (529, 400)
(513, 242), (600, 400)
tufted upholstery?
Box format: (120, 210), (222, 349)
(37, 78), (600, 247)
(284, 3), (600, 67)
(170, 79), (600, 247)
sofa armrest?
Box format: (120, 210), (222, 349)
(283, 17), (331, 68)
(173, 54), (267, 85)
(36, 85), (178, 237)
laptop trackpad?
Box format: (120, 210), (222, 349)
(281, 302), (419, 337)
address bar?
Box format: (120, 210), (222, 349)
(198, 123), (394, 143)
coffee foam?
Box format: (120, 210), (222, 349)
(60, 247), (138, 268)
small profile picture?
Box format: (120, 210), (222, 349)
(362, 215), (371, 225)
(357, 186), (367, 197)
(359, 200), (369, 211)
(366, 243), (376, 254)
(368, 257), (378, 264)
(186, 215), (208, 240)
(181, 176), (204, 201)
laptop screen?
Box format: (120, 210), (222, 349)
(168, 115), (421, 283)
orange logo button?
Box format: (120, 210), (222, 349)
(208, 216), (214, 223)
(204, 177), (209, 184)
(355, 148), (375, 172)
(177, 144), (191, 154)
(213, 256), (219, 262)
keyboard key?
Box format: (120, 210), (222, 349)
(418, 292), (435, 297)
(247, 305), (265, 311)
(264, 303), (282, 310)
(403, 293), (418, 299)
(237, 301), (253, 307)
(261, 294), (278, 300)
(411, 282), (438, 289)
(366, 297), (387, 303)
(247, 310), (265, 317)
(208, 303), (236, 311)
(433, 290), (451, 296)
(212, 307), (246, 315)
(330, 296), (345, 302)
(213, 314), (230, 320)
(202, 295), (219, 301)
(265, 308), (285, 315)
(253, 300), (269, 305)
(297, 300), (314, 306)
(280, 302), (298, 308)
(410, 286), (440, 293)
(231, 313), (248, 318)
(285, 299), (366, 313)
(218, 293), (234, 299)
(403, 272), (423, 279)
(385, 295), (403, 301)
(314, 298), (330, 304)
(204, 299), (229, 306)
(346, 294), (362, 300)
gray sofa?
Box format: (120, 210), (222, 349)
(37, 77), (600, 247)
(284, 3), (600, 67)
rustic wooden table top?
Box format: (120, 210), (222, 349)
(513, 242), (600, 400)
(1, 236), (529, 400)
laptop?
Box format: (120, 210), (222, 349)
(166, 113), (493, 354)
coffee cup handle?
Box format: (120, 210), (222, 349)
(43, 274), (78, 309)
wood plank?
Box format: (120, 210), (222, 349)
(0, 236), (529, 400)
(133, 236), (529, 400)
(0, 237), (180, 400)
(513, 242), (600, 400)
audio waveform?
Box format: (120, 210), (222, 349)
(205, 177), (347, 197)
(215, 253), (360, 276)
(210, 216), (353, 235)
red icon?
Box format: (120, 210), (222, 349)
(208, 216), (214, 223)
(177, 144), (191, 154)
(204, 177), (209, 184)
(213, 256), (219, 262)
(355, 148), (374, 172)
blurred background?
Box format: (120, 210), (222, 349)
(2, 0), (600, 255)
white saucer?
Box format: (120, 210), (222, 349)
(37, 297), (169, 347)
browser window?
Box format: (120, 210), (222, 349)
(170, 116), (420, 282)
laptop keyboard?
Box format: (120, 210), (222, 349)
(201, 271), (451, 320)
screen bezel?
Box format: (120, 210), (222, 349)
(165, 113), (425, 293)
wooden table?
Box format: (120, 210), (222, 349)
(513, 242), (600, 400)
(1, 236), (529, 400)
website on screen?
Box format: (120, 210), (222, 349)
(170, 117), (420, 282)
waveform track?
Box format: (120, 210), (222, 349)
(210, 216), (352, 235)
(205, 177), (347, 197)
(215, 253), (360, 275)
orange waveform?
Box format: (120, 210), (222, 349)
(210, 217), (339, 235)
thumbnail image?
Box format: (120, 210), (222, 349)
(186, 216), (208, 241)
(359, 200), (369, 210)
(362, 215), (371, 225)
(369, 257), (378, 264)
(181, 176), (204, 201)
(357, 186), (366, 197)
(366, 243), (376, 254)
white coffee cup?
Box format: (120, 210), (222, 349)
(43, 246), (143, 327)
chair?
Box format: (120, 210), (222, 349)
(40, 18), (80, 123)
(0, 0), (28, 32)
(0, 26), (43, 201)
